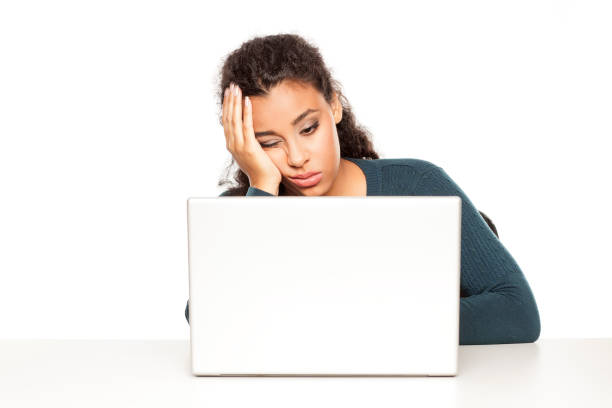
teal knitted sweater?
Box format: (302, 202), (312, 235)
(185, 157), (541, 345)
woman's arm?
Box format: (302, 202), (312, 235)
(413, 165), (541, 345)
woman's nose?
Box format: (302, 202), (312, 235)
(286, 142), (308, 167)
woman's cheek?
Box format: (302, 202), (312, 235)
(268, 151), (286, 170)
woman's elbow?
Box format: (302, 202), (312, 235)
(523, 307), (541, 343)
(514, 301), (541, 343)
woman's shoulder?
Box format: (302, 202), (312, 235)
(365, 157), (440, 173)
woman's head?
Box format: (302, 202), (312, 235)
(216, 33), (379, 196)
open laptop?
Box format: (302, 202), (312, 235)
(187, 194), (462, 376)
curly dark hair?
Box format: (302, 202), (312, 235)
(213, 33), (380, 196)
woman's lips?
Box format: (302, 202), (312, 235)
(288, 172), (323, 188)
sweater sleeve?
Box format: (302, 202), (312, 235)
(246, 186), (275, 196)
(413, 165), (541, 345)
(185, 185), (275, 325)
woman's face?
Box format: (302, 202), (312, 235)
(248, 80), (343, 196)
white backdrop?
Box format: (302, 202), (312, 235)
(0, 0), (610, 340)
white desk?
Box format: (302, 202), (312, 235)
(0, 339), (610, 407)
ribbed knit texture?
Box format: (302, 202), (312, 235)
(185, 157), (541, 345)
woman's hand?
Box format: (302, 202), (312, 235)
(223, 82), (282, 192)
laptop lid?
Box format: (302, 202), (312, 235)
(187, 195), (461, 376)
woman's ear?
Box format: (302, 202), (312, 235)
(332, 91), (343, 125)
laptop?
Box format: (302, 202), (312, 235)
(187, 194), (462, 376)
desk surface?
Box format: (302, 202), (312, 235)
(0, 338), (610, 407)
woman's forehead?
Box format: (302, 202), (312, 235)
(251, 82), (325, 127)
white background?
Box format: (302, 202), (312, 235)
(0, 0), (610, 340)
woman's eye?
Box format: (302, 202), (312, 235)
(260, 122), (319, 148)
(302, 121), (319, 135)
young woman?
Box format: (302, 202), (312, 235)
(186, 33), (540, 345)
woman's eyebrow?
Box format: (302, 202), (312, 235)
(255, 108), (319, 138)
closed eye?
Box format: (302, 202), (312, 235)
(260, 121), (319, 148)
(302, 122), (319, 135)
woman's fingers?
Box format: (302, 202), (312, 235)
(222, 86), (230, 148)
(243, 95), (255, 147)
(222, 86), (229, 124)
(232, 84), (244, 149)
(227, 84), (236, 149)
(222, 82), (251, 153)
